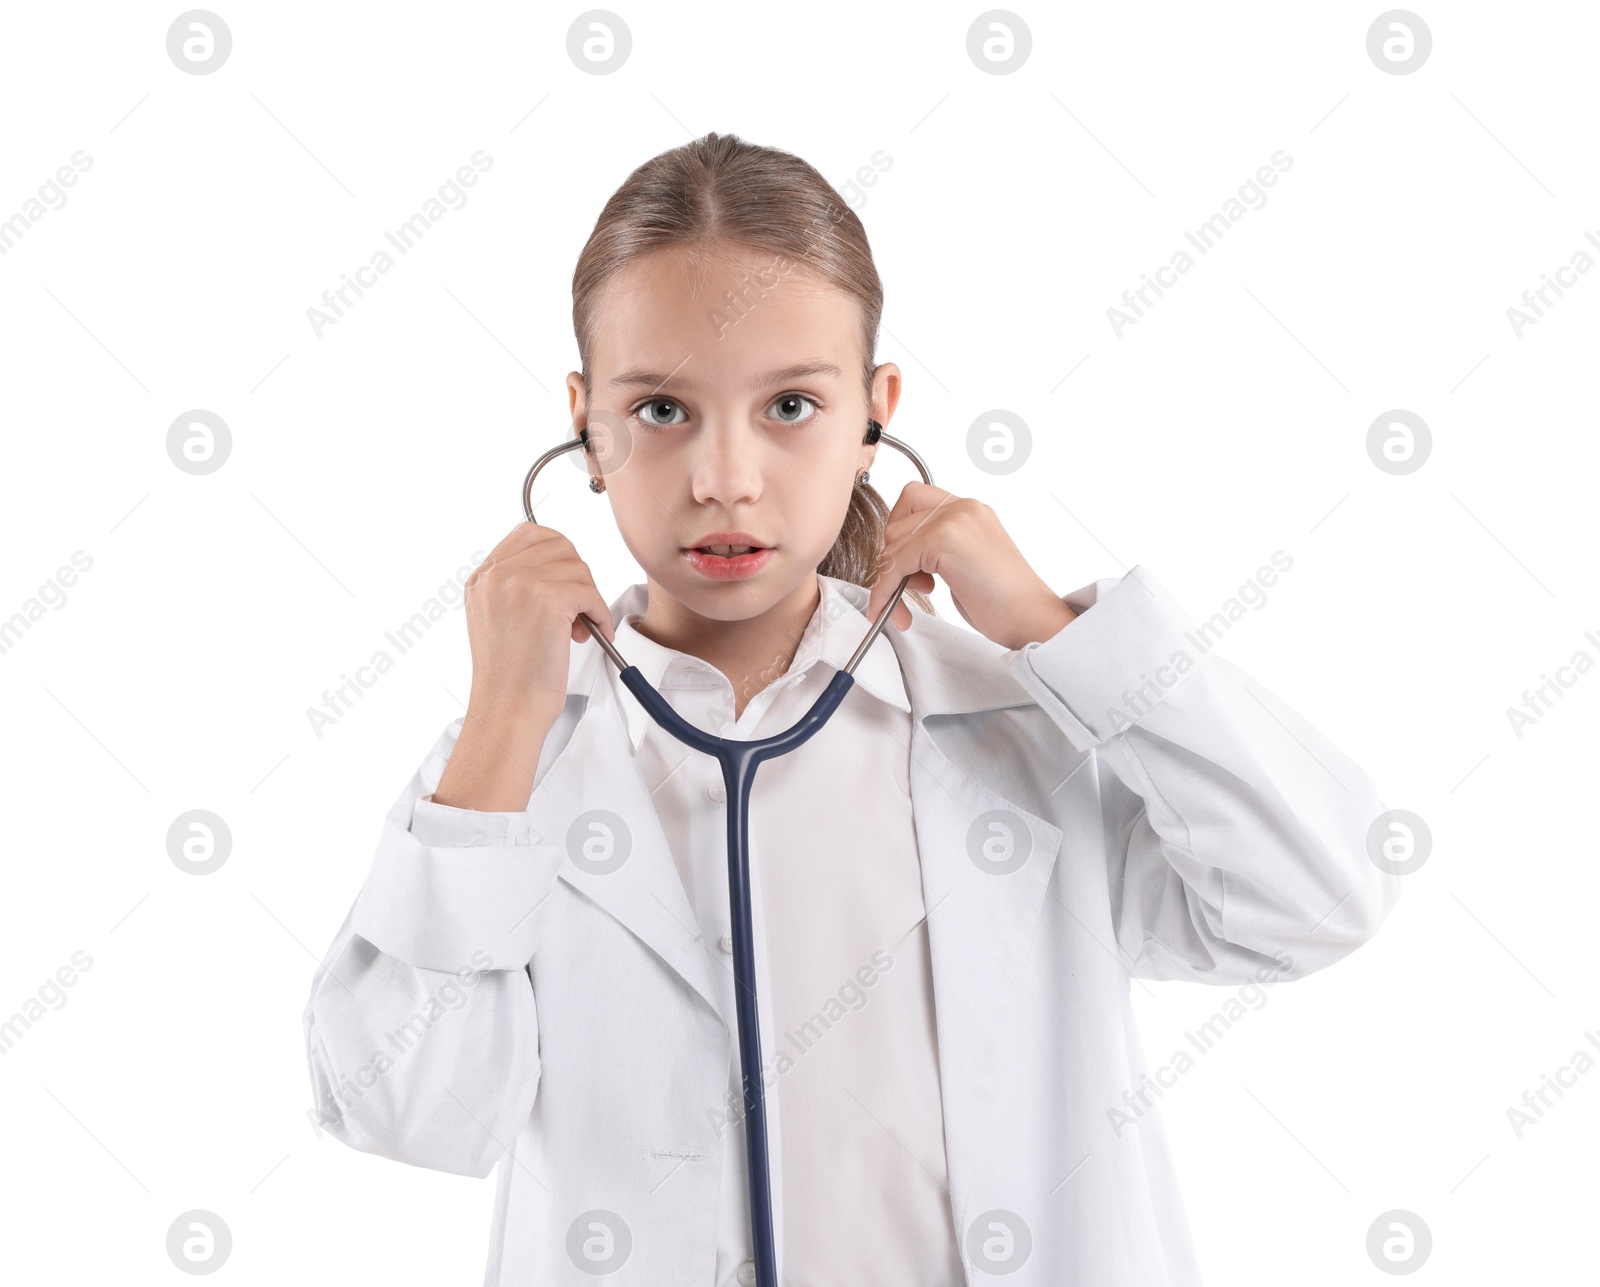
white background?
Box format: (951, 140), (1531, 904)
(1, 0), (1596, 1282)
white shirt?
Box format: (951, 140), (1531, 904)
(599, 576), (966, 1287)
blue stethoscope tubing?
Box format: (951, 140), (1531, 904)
(522, 420), (931, 1287)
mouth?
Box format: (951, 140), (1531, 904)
(682, 544), (773, 580)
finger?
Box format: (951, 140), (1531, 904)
(894, 571), (935, 629)
(883, 480), (951, 515)
(873, 480), (935, 535)
(865, 560), (921, 628)
(862, 565), (893, 627)
(559, 566), (616, 645)
(866, 581), (916, 632)
(883, 489), (963, 547)
(867, 543), (941, 628)
(586, 590), (617, 643)
(569, 605), (615, 645)
(483, 519), (562, 566)
(875, 521), (933, 594)
(572, 612), (614, 645)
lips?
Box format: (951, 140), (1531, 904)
(685, 531), (770, 553)
(681, 545), (773, 581)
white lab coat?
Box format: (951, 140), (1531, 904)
(303, 565), (1401, 1286)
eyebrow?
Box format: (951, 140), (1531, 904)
(607, 361), (843, 392)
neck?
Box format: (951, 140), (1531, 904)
(633, 573), (822, 715)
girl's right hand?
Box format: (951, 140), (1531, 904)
(461, 521), (617, 732)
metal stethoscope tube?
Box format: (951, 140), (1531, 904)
(521, 421), (929, 1287)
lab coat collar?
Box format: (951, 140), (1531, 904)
(605, 574), (915, 753)
(573, 572), (1040, 729)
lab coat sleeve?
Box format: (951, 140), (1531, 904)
(1004, 564), (1402, 983)
(302, 715), (565, 1178)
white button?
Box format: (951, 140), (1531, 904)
(737, 1261), (757, 1286)
(718, 932), (733, 954)
(708, 780), (726, 802)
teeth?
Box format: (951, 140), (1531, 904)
(704, 544), (757, 556)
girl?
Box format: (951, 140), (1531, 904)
(304, 133), (1400, 1286)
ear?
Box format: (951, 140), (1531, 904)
(866, 362), (903, 462)
(566, 371), (587, 427)
(565, 373), (605, 489)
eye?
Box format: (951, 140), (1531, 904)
(768, 393), (819, 425)
(633, 397), (687, 428)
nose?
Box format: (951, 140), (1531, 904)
(688, 417), (764, 508)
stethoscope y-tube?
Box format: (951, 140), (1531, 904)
(521, 419), (930, 1287)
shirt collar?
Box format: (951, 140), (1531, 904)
(606, 574), (911, 752)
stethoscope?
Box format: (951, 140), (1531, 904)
(522, 417), (931, 1287)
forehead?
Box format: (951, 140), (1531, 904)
(589, 243), (862, 385)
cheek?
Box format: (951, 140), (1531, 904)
(799, 477), (858, 548)
(606, 471), (679, 551)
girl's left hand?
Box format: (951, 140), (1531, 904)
(862, 482), (1079, 650)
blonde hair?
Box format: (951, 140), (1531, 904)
(570, 131), (935, 616)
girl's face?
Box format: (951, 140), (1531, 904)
(567, 241), (900, 628)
